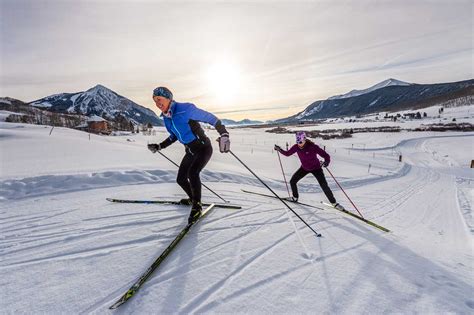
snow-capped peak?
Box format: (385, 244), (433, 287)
(84, 84), (118, 99)
(87, 84), (111, 93)
(328, 78), (411, 100)
(372, 78), (411, 89)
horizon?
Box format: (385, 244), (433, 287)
(1, 0), (472, 120)
(6, 76), (473, 123)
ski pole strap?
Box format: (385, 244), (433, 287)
(230, 150), (321, 237)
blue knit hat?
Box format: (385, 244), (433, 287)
(153, 86), (173, 100)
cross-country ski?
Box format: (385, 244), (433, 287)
(109, 204), (216, 309)
(320, 202), (390, 233)
(106, 197), (241, 209)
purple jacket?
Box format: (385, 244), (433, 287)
(279, 141), (330, 171)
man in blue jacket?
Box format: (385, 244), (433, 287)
(147, 87), (230, 224)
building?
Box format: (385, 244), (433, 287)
(78, 115), (111, 135)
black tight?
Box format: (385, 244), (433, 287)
(289, 167), (336, 204)
(176, 142), (213, 203)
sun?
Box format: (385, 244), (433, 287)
(206, 61), (241, 104)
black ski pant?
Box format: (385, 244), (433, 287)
(289, 167), (336, 204)
(176, 140), (213, 204)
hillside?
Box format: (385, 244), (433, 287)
(278, 79), (474, 122)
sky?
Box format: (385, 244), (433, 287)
(1, 0), (473, 121)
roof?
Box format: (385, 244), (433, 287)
(87, 115), (106, 122)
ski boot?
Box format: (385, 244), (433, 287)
(188, 201), (202, 224)
(179, 198), (192, 205)
(332, 202), (345, 210)
(283, 196), (298, 202)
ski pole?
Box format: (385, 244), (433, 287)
(229, 150), (321, 237)
(156, 150), (229, 203)
(276, 151), (291, 198)
(277, 152), (312, 257)
(325, 167), (364, 218)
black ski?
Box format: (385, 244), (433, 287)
(106, 198), (241, 209)
(241, 189), (326, 210)
(320, 202), (390, 232)
(109, 203), (216, 309)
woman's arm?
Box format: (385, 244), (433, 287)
(278, 144), (298, 157)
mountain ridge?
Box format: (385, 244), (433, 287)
(277, 78), (474, 122)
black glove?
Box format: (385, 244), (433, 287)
(274, 144), (282, 152)
(218, 133), (230, 153)
(322, 160), (329, 167)
(147, 143), (161, 153)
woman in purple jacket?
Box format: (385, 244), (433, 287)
(274, 131), (343, 210)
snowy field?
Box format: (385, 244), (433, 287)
(293, 105), (474, 132)
(1, 111), (473, 313)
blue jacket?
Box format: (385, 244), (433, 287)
(162, 101), (219, 145)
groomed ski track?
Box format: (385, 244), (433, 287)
(1, 128), (473, 314)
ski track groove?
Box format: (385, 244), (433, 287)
(0, 234), (166, 269)
(2, 221), (65, 235)
(145, 205), (289, 284)
(1, 210), (194, 267)
(455, 179), (473, 233)
(87, 203), (283, 312)
(1, 226), (85, 248)
(192, 262), (308, 313)
(178, 231), (294, 314)
(83, 210), (177, 222)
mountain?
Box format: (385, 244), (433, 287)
(221, 118), (263, 126)
(0, 96), (45, 116)
(0, 96), (90, 126)
(29, 85), (162, 125)
(0, 96), (29, 107)
(328, 78), (411, 100)
(278, 79), (474, 122)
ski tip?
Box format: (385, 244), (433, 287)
(109, 296), (129, 309)
(109, 303), (120, 310)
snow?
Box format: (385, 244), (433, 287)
(368, 96), (381, 107)
(88, 115), (106, 122)
(30, 101), (52, 108)
(292, 105), (474, 134)
(0, 110), (24, 121)
(296, 101), (325, 119)
(328, 78), (411, 100)
(0, 98), (12, 105)
(1, 115), (473, 313)
(70, 93), (80, 104)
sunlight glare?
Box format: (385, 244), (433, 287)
(206, 62), (241, 104)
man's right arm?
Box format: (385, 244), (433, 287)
(147, 135), (177, 153)
(159, 135), (177, 149)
